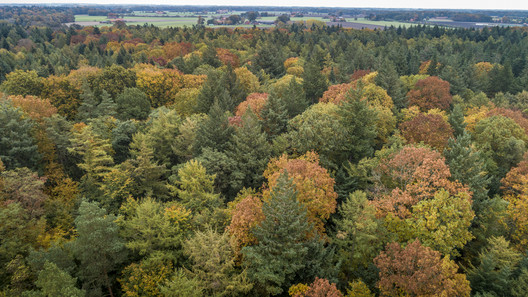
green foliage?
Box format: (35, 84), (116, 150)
(468, 237), (522, 297)
(117, 197), (190, 263)
(338, 86), (378, 163)
(72, 200), (127, 297)
(226, 111), (272, 193)
(115, 87), (151, 121)
(184, 228), (252, 296)
(159, 269), (203, 297)
(194, 101), (234, 155)
(472, 115), (527, 194)
(1, 69), (43, 96)
(448, 104), (467, 137)
(334, 191), (385, 280)
(23, 261), (85, 297)
(242, 172), (331, 296)
(302, 61), (328, 103)
(0, 102), (41, 171)
(260, 89), (289, 141)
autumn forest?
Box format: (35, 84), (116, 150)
(1, 5), (528, 297)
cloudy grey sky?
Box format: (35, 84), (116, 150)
(0, 0), (527, 10)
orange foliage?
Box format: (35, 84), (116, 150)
(228, 194), (265, 251)
(372, 146), (469, 219)
(7, 95), (57, 121)
(374, 239), (470, 297)
(135, 66), (184, 107)
(350, 69), (371, 81)
(400, 113), (454, 151)
(163, 42), (193, 60)
(319, 83), (351, 105)
(407, 76), (452, 111)
(292, 278), (343, 297)
(235, 93), (268, 119)
(263, 152), (338, 234)
(216, 48), (240, 67)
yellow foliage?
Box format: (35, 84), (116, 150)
(289, 283), (310, 296)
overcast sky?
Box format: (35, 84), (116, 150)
(1, 0), (527, 11)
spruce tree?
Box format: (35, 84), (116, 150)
(448, 104), (467, 138)
(72, 200), (127, 297)
(260, 91), (288, 141)
(226, 110), (272, 193)
(281, 76), (308, 118)
(193, 100), (234, 155)
(338, 85), (378, 162)
(242, 172), (314, 296)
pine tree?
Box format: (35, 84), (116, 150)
(260, 91), (288, 141)
(445, 131), (490, 206)
(95, 90), (117, 118)
(448, 104), (467, 137)
(0, 102), (41, 171)
(72, 200), (127, 297)
(76, 84), (98, 122)
(193, 100), (234, 155)
(338, 85), (378, 162)
(226, 110), (272, 193)
(24, 261), (85, 297)
(374, 59), (406, 110)
(242, 172), (314, 296)
(281, 76), (308, 118)
(302, 61), (328, 104)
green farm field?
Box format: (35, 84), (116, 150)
(345, 17), (414, 28)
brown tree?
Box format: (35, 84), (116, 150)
(407, 76), (452, 111)
(400, 113), (454, 151)
(374, 239), (470, 297)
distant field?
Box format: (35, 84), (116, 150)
(75, 15), (108, 22)
(346, 18), (414, 28)
(72, 14), (274, 28)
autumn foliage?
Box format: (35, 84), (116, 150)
(263, 152), (338, 234)
(374, 239), (471, 297)
(406, 76), (452, 111)
(400, 113), (454, 151)
(372, 146), (469, 219)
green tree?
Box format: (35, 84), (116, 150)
(334, 191), (385, 282)
(1, 70), (43, 96)
(338, 86), (378, 163)
(260, 90), (289, 141)
(468, 237), (522, 297)
(445, 131), (490, 207)
(184, 228), (252, 296)
(159, 269), (203, 297)
(281, 76), (308, 118)
(226, 111), (272, 193)
(23, 261), (85, 297)
(72, 200), (127, 297)
(172, 159), (222, 214)
(68, 123), (114, 200)
(194, 101), (234, 155)
(448, 104), (467, 138)
(0, 102), (41, 171)
(242, 172), (322, 296)
(117, 197), (190, 263)
(473, 115), (527, 194)
(303, 61), (328, 104)
(115, 87), (151, 121)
